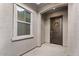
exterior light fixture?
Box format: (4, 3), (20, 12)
(36, 3), (40, 5)
(53, 8), (56, 10)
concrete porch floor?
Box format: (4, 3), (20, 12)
(23, 43), (67, 56)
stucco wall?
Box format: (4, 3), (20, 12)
(68, 3), (79, 56)
(41, 14), (45, 44)
(0, 3), (37, 56)
(0, 3), (15, 56)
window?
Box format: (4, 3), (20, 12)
(13, 4), (33, 40)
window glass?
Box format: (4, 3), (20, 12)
(17, 22), (30, 36)
(16, 5), (31, 36)
(17, 5), (31, 22)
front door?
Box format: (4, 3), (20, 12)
(50, 16), (63, 45)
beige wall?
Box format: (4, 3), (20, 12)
(0, 3), (37, 55)
(41, 14), (45, 44)
(68, 3), (79, 55)
(0, 3), (15, 55)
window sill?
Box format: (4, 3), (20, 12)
(12, 35), (34, 41)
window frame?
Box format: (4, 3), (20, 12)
(12, 4), (33, 41)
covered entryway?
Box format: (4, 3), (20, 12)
(41, 4), (68, 46)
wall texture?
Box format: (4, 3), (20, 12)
(0, 3), (37, 56)
(0, 3), (15, 55)
(41, 14), (45, 44)
(68, 3), (79, 55)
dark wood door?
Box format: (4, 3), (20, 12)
(50, 16), (63, 45)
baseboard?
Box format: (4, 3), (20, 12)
(19, 46), (38, 56)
